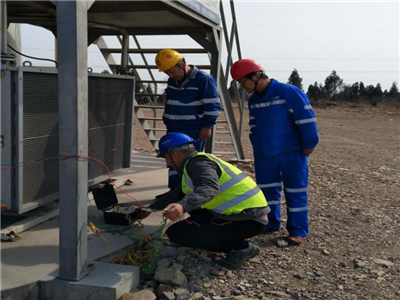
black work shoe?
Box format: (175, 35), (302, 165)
(217, 242), (260, 269)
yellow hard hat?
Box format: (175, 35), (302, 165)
(155, 49), (184, 72)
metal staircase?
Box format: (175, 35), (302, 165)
(95, 0), (246, 160)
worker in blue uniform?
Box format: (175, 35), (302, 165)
(230, 59), (319, 245)
(155, 49), (221, 193)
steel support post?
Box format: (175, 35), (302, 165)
(212, 28), (245, 160)
(0, 1), (6, 56)
(56, 0), (92, 281)
(0, 1), (5, 202)
(205, 30), (221, 154)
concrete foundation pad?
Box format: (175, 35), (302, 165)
(0, 283), (39, 300)
(40, 261), (139, 300)
(1, 152), (168, 299)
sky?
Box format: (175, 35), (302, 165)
(17, 0), (400, 92)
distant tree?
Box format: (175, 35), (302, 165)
(135, 82), (144, 94)
(307, 81), (324, 100)
(228, 80), (238, 100)
(351, 82), (359, 101)
(389, 81), (399, 96)
(375, 83), (383, 99)
(157, 91), (166, 104)
(388, 82), (400, 101)
(288, 69), (303, 91)
(324, 71), (343, 100)
(383, 89), (388, 98)
(338, 84), (352, 101)
(318, 82), (326, 99)
(146, 84), (154, 95)
(364, 85), (376, 98)
(135, 83), (146, 104)
(359, 82), (366, 98)
(307, 84), (315, 98)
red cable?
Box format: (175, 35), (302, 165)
(72, 155), (143, 207)
(2, 155), (144, 207)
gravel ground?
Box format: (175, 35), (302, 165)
(127, 105), (400, 300)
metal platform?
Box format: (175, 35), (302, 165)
(7, 0), (220, 40)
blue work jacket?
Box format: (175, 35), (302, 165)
(163, 66), (221, 132)
(249, 79), (319, 157)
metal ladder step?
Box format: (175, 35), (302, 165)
(144, 128), (167, 132)
(215, 130), (231, 134)
(214, 151), (236, 155)
(215, 141), (234, 145)
(136, 93), (165, 97)
(137, 116), (163, 121)
(135, 105), (165, 109)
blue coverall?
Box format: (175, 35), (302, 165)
(249, 79), (319, 237)
(163, 66), (221, 188)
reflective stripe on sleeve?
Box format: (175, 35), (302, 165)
(202, 98), (220, 104)
(304, 105), (312, 110)
(250, 99), (286, 109)
(169, 170), (178, 176)
(295, 118), (317, 125)
(204, 111), (220, 116)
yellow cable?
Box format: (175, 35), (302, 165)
(92, 208), (166, 270)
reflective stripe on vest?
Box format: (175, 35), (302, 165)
(184, 154), (248, 193)
(182, 152), (267, 215)
(212, 186), (261, 214)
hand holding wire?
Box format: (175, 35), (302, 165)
(163, 203), (184, 222)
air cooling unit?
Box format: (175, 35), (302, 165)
(1, 67), (135, 214)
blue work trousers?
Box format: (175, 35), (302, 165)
(254, 151), (309, 237)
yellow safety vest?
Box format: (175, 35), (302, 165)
(181, 152), (267, 215)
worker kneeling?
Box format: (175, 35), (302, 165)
(140, 132), (270, 269)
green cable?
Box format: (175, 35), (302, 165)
(98, 213), (168, 275)
(142, 218), (167, 275)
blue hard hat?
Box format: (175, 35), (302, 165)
(158, 132), (196, 157)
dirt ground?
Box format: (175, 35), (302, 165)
(132, 105), (400, 300)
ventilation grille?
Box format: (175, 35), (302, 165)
(22, 73), (59, 204)
(21, 72), (133, 204)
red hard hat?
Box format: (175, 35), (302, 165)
(230, 59), (264, 81)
